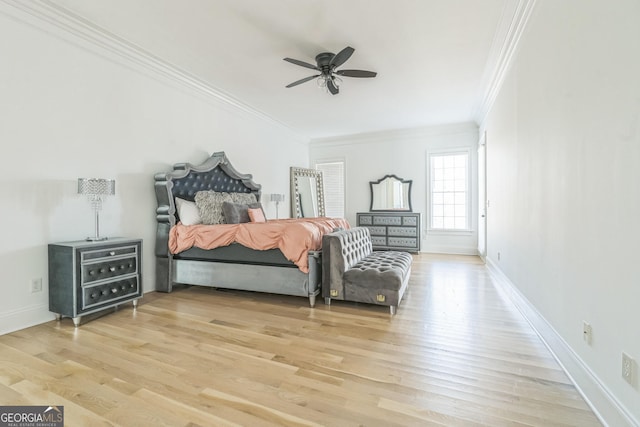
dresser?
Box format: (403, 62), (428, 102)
(356, 212), (421, 252)
(48, 238), (142, 326)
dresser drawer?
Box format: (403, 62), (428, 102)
(366, 226), (386, 236)
(370, 236), (387, 246)
(388, 226), (417, 237)
(387, 237), (418, 248)
(82, 256), (138, 285)
(81, 245), (138, 262)
(373, 216), (402, 226)
(358, 215), (373, 225)
(402, 216), (418, 226)
(82, 276), (140, 310)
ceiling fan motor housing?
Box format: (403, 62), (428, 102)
(315, 52), (335, 73)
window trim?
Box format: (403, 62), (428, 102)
(426, 148), (473, 234)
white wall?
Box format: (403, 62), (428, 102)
(482, 0), (640, 423)
(0, 6), (307, 334)
(309, 123), (479, 254)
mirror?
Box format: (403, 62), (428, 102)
(290, 167), (325, 218)
(370, 174), (413, 211)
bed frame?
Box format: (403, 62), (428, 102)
(154, 151), (321, 307)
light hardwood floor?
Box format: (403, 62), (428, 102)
(1, 254), (601, 426)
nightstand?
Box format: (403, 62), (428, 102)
(48, 238), (142, 326)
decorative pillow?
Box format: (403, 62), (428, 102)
(175, 197), (202, 226)
(222, 201), (263, 224)
(248, 207), (266, 223)
(194, 191), (233, 224)
(230, 192), (258, 205)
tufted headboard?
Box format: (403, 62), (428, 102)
(154, 151), (261, 257)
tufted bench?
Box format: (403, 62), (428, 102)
(322, 227), (412, 315)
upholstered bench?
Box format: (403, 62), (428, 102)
(322, 227), (412, 314)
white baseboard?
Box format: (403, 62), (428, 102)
(486, 259), (639, 427)
(0, 304), (56, 335)
(420, 246), (479, 256)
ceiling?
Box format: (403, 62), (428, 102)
(48, 0), (515, 139)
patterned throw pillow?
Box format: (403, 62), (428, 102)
(230, 192), (258, 205)
(194, 191), (233, 224)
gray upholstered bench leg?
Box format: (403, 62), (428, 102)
(324, 297), (331, 306)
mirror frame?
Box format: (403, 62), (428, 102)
(369, 174), (413, 212)
(290, 167), (326, 218)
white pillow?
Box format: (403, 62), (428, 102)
(175, 197), (202, 225)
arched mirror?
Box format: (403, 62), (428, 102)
(370, 174), (412, 211)
(290, 167), (325, 218)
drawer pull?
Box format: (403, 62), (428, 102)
(109, 251), (116, 256)
(109, 267), (116, 272)
(111, 288), (118, 294)
(91, 293), (97, 299)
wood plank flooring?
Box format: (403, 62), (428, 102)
(0, 254), (602, 426)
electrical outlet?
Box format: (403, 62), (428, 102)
(622, 352), (635, 385)
(497, 251), (501, 261)
(30, 278), (43, 293)
(582, 321), (592, 345)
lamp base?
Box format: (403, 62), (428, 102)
(86, 236), (109, 242)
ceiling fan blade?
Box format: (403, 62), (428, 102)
(327, 78), (339, 95)
(283, 57), (319, 70)
(336, 69), (377, 78)
(329, 46), (354, 68)
(286, 74), (320, 88)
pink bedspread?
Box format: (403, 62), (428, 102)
(169, 217), (350, 273)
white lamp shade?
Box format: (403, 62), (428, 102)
(270, 193), (284, 202)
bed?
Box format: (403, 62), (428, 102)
(154, 151), (348, 307)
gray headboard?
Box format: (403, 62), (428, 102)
(154, 151), (261, 257)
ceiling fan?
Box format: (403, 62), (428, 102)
(283, 46), (377, 95)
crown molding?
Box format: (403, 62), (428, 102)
(310, 122), (478, 147)
(473, 0), (537, 126)
(0, 0), (301, 138)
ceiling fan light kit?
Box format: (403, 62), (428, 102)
(284, 46), (377, 95)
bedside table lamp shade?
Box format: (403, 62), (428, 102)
(78, 178), (115, 241)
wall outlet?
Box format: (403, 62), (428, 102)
(622, 352), (635, 385)
(30, 277), (43, 293)
(582, 321), (592, 345)
(497, 251), (501, 261)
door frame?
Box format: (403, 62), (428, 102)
(477, 131), (487, 262)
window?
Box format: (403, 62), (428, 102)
(315, 160), (345, 218)
(429, 151), (469, 230)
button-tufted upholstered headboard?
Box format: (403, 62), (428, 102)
(154, 151), (261, 257)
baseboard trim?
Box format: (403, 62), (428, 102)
(486, 259), (639, 427)
(0, 303), (55, 335)
(420, 246), (479, 256)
